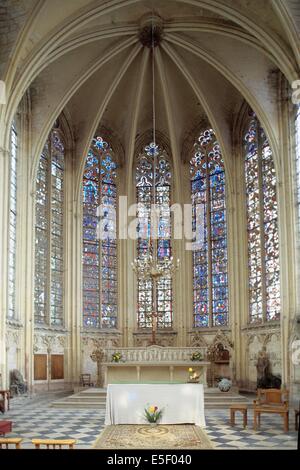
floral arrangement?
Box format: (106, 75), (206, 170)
(144, 405), (163, 424)
(112, 352), (122, 363)
(191, 351), (203, 361)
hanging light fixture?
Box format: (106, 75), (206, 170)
(131, 13), (180, 345)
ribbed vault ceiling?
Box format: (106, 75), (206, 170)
(1, 0), (300, 174)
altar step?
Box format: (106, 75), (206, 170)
(50, 388), (107, 409)
(204, 388), (252, 409)
(50, 387), (252, 410)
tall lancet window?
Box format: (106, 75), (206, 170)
(136, 142), (173, 328)
(34, 126), (65, 326)
(82, 136), (118, 328)
(190, 129), (228, 328)
(8, 120), (18, 319)
(244, 113), (280, 323)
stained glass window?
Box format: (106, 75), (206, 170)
(190, 129), (228, 327)
(82, 136), (118, 328)
(136, 142), (173, 328)
(244, 113), (280, 323)
(34, 127), (65, 326)
(8, 121), (18, 320)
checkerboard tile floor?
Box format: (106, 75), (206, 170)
(205, 410), (298, 449)
(1, 393), (298, 449)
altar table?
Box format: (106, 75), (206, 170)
(105, 383), (206, 427)
(102, 361), (209, 387)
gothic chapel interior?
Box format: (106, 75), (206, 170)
(1, 0), (300, 448)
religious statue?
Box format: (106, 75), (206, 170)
(10, 369), (28, 396)
(256, 347), (281, 389)
(90, 349), (104, 388)
(256, 348), (270, 388)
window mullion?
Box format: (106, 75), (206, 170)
(206, 159), (213, 328)
(99, 154), (103, 328)
(257, 122), (267, 324)
(47, 136), (52, 326)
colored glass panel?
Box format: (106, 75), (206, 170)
(245, 113), (280, 323)
(136, 143), (173, 328)
(34, 127), (65, 326)
(190, 129), (228, 327)
(82, 136), (117, 328)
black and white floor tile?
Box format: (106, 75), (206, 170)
(1, 393), (298, 449)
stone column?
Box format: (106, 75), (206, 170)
(0, 145), (9, 388)
(277, 78), (298, 387)
(18, 101), (34, 393)
(181, 161), (193, 347)
(232, 139), (249, 387)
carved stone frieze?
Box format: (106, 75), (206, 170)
(33, 333), (67, 354)
(81, 335), (121, 351)
(104, 345), (207, 363)
(5, 329), (20, 348)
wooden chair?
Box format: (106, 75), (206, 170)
(32, 439), (76, 449)
(80, 373), (93, 387)
(253, 388), (289, 432)
(0, 438), (23, 449)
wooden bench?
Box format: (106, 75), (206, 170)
(0, 438), (23, 449)
(32, 439), (76, 449)
(230, 404), (248, 428)
(0, 421), (12, 436)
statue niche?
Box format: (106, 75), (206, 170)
(10, 369), (28, 396)
(256, 347), (281, 389)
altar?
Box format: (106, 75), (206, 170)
(102, 346), (209, 388)
(105, 383), (206, 427)
(102, 361), (210, 387)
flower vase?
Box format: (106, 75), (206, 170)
(218, 378), (232, 392)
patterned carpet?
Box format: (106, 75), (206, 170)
(1, 392), (298, 449)
(93, 424), (214, 449)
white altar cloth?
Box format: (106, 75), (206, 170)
(105, 383), (206, 427)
